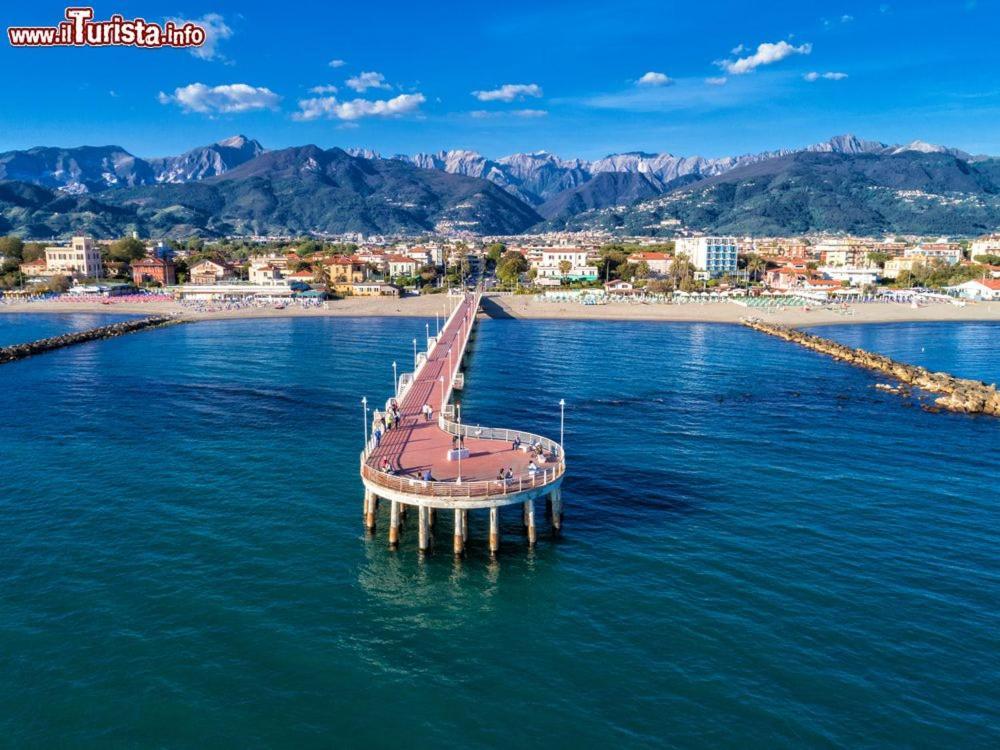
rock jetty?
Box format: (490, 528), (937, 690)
(0, 316), (181, 366)
(741, 317), (1000, 418)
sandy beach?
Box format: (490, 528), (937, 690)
(1, 293), (998, 327)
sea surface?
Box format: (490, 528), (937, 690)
(0, 312), (135, 347)
(1, 315), (997, 749)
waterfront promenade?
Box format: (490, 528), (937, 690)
(359, 291), (565, 556)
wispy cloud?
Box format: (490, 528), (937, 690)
(471, 83), (542, 102)
(309, 84), (339, 94)
(470, 108), (548, 119)
(167, 13), (233, 62)
(293, 92), (425, 121)
(158, 83), (281, 114)
(804, 71), (848, 81)
(636, 71), (673, 87)
(705, 77), (728, 86)
(719, 41), (812, 75)
(345, 71), (391, 93)
(328, 59), (346, 68)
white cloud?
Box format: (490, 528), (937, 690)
(841, 14), (854, 22)
(293, 92), (425, 121)
(512, 109), (548, 117)
(345, 71), (391, 92)
(705, 77), (728, 86)
(804, 71), (848, 81)
(158, 83), (281, 114)
(471, 83), (542, 102)
(328, 59), (346, 68)
(309, 84), (338, 94)
(636, 71), (673, 87)
(168, 13), (232, 61)
(720, 41), (812, 75)
(731, 44), (746, 55)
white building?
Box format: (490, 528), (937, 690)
(947, 279), (1000, 300)
(44, 236), (102, 278)
(970, 236), (1000, 258)
(818, 266), (881, 286)
(674, 237), (738, 278)
(248, 263), (286, 286)
(905, 240), (962, 266)
(532, 248), (598, 281)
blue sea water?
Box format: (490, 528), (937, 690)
(0, 312), (135, 347)
(1, 316), (997, 748)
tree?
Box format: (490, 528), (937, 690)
(867, 251), (890, 268)
(0, 235), (24, 260)
(486, 242), (505, 264)
(558, 259), (572, 278)
(670, 252), (695, 288)
(973, 253), (1000, 266)
(107, 237), (146, 262)
(634, 261), (651, 280)
(746, 254), (766, 281)
(496, 251), (528, 286)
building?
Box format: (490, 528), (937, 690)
(131, 256), (176, 286)
(947, 279), (1000, 300)
(325, 256), (368, 294)
(44, 236), (103, 278)
(882, 257), (922, 280)
(352, 282), (400, 297)
(906, 241), (962, 266)
(18, 258), (51, 279)
(533, 248), (599, 281)
(674, 237), (738, 278)
(387, 255), (419, 279)
(627, 252), (672, 277)
(970, 235), (1000, 258)
(248, 263), (284, 286)
(819, 266), (881, 286)
(189, 259), (235, 285)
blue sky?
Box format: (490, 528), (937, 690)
(2, 1), (999, 159)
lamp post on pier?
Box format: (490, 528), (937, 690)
(559, 398), (565, 454)
(435, 312), (440, 335)
(362, 396), (369, 452)
(425, 322), (430, 342)
(412, 338), (418, 368)
(392, 361), (398, 396)
(439, 375), (445, 409)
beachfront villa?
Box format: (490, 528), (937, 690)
(533, 249), (599, 281)
(189, 260), (235, 285)
(44, 236), (103, 279)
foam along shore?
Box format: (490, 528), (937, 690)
(0, 293), (999, 325)
(742, 317), (1000, 417)
(0, 316), (180, 365)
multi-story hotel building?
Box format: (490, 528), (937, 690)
(44, 236), (103, 278)
(674, 236), (738, 278)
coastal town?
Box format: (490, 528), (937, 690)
(2, 231), (999, 310)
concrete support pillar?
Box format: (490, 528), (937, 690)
(461, 509), (468, 542)
(428, 507), (436, 529)
(388, 501), (400, 548)
(364, 490), (376, 534)
(453, 509), (464, 556)
(522, 502), (529, 530)
(418, 505), (430, 552)
(550, 489), (563, 537)
(489, 506), (500, 556)
(525, 499), (537, 546)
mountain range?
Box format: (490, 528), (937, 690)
(0, 134), (998, 238)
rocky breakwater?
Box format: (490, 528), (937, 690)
(0, 316), (181, 365)
(741, 317), (1000, 418)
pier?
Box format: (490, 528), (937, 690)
(359, 291), (566, 556)
(0, 316), (180, 366)
(742, 317), (1000, 417)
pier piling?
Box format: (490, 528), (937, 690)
(388, 501), (400, 548)
(550, 489), (563, 536)
(525, 500), (537, 546)
(364, 490), (377, 534)
(418, 505), (430, 552)
(453, 509), (464, 556)
(489, 507), (501, 556)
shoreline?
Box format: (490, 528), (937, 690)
(0, 294), (997, 327)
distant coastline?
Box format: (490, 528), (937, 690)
(1, 294), (998, 327)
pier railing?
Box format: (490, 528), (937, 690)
(360, 453), (564, 499)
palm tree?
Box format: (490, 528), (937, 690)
(746, 255), (766, 285)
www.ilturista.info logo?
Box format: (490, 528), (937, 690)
(7, 7), (206, 49)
